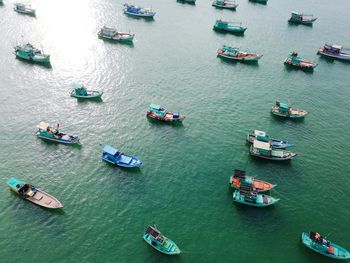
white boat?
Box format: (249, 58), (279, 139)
(14, 3), (36, 16)
(98, 26), (134, 42)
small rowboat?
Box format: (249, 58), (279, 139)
(229, 169), (276, 192)
(36, 121), (80, 144)
(143, 225), (181, 255)
(247, 130), (294, 149)
(14, 3), (35, 16)
(70, 84), (103, 99)
(6, 177), (63, 209)
(233, 188), (279, 207)
(98, 26), (134, 42)
(212, 0), (238, 10)
(301, 232), (350, 260)
(123, 4), (156, 18)
(217, 45), (262, 62)
(102, 145), (142, 168)
(318, 44), (350, 61)
(213, 20), (247, 34)
(288, 12), (317, 25)
(250, 140), (297, 161)
(147, 104), (185, 122)
(284, 51), (317, 70)
(271, 101), (309, 119)
(14, 43), (50, 64)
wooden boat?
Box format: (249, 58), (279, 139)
(217, 45), (262, 62)
(229, 169), (276, 192)
(98, 26), (134, 42)
(102, 145), (142, 168)
(14, 43), (50, 64)
(147, 104), (185, 122)
(289, 12), (317, 25)
(143, 225), (181, 255)
(70, 84), (103, 99)
(213, 20), (247, 34)
(247, 130), (294, 149)
(212, 0), (238, 10)
(271, 101), (309, 119)
(14, 3), (35, 16)
(250, 140), (297, 161)
(123, 4), (156, 18)
(249, 0), (268, 4)
(301, 232), (350, 260)
(36, 121), (80, 144)
(233, 187), (279, 207)
(6, 177), (63, 209)
(318, 44), (350, 61)
(284, 51), (317, 70)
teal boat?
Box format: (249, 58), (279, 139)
(212, 0), (238, 10)
(213, 20), (247, 34)
(301, 232), (350, 260)
(272, 101), (309, 119)
(233, 188), (279, 207)
(70, 84), (103, 99)
(36, 121), (80, 144)
(249, 0), (268, 4)
(14, 3), (36, 16)
(143, 225), (181, 255)
(178, 0), (196, 4)
(14, 43), (50, 64)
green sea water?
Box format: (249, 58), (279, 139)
(0, 0), (350, 262)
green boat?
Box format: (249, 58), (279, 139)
(233, 187), (279, 207)
(301, 232), (350, 260)
(212, 0), (238, 10)
(70, 84), (103, 99)
(213, 20), (247, 34)
(14, 43), (50, 64)
(249, 0), (268, 4)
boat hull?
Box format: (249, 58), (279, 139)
(229, 176), (276, 192)
(301, 232), (350, 260)
(15, 52), (50, 63)
(70, 90), (103, 99)
(212, 2), (238, 9)
(143, 234), (181, 255)
(124, 10), (155, 18)
(250, 145), (297, 161)
(98, 32), (134, 42)
(284, 58), (317, 70)
(14, 8), (35, 16)
(233, 191), (279, 207)
(213, 26), (246, 34)
(102, 154), (142, 168)
(36, 132), (80, 144)
(318, 49), (350, 61)
(217, 49), (262, 62)
(147, 112), (185, 122)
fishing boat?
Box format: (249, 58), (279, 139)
(250, 140), (297, 161)
(301, 232), (350, 260)
(233, 187), (279, 207)
(147, 104), (185, 122)
(177, 0), (196, 4)
(213, 20), (247, 34)
(247, 130), (294, 149)
(143, 225), (181, 255)
(36, 121), (80, 144)
(288, 12), (317, 25)
(102, 145), (142, 168)
(271, 101), (309, 118)
(14, 43), (50, 64)
(14, 3), (35, 16)
(229, 169), (276, 192)
(6, 177), (63, 209)
(217, 45), (262, 62)
(317, 44), (350, 61)
(98, 26), (134, 42)
(212, 0), (238, 10)
(249, 0), (268, 4)
(123, 4), (156, 18)
(70, 84), (103, 99)
(284, 51), (317, 70)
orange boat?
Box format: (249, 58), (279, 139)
(229, 169), (276, 192)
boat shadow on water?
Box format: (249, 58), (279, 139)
(146, 115), (185, 127)
(75, 97), (103, 103)
(248, 0), (267, 6)
(284, 64), (314, 74)
(287, 21), (313, 27)
(125, 15), (155, 22)
(99, 37), (135, 47)
(102, 160), (142, 174)
(176, 0), (196, 5)
(213, 29), (245, 37)
(249, 155), (294, 167)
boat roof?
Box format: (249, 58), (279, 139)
(145, 226), (160, 238)
(7, 177), (25, 189)
(150, 103), (161, 110)
(253, 140), (270, 151)
(254, 130), (266, 137)
(291, 11), (301, 15)
(103, 145), (118, 155)
(279, 103), (289, 109)
(332, 44), (342, 50)
(37, 121), (50, 130)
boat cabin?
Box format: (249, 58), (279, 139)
(73, 85), (88, 96)
(18, 184), (36, 197)
(276, 101), (289, 112)
(253, 139), (271, 155)
(254, 130), (269, 142)
(103, 145), (121, 157)
(149, 104), (166, 116)
(37, 121), (58, 136)
(100, 26), (117, 37)
(145, 226), (164, 242)
(324, 44), (342, 53)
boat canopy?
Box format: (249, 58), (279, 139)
(145, 226), (160, 238)
(253, 140), (270, 151)
(150, 104), (161, 110)
(279, 103), (289, 111)
(254, 130), (266, 137)
(37, 121), (50, 130)
(271, 150), (284, 157)
(7, 177), (25, 189)
(103, 145), (118, 155)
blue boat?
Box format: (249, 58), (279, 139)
(247, 130), (294, 149)
(233, 188), (279, 207)
(123, 4), (156, 18)
(301, 232), (350, 260)
(36, 121), (80, 144)
(143, 225), (181, 255)
(102, 145), (142, 168)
